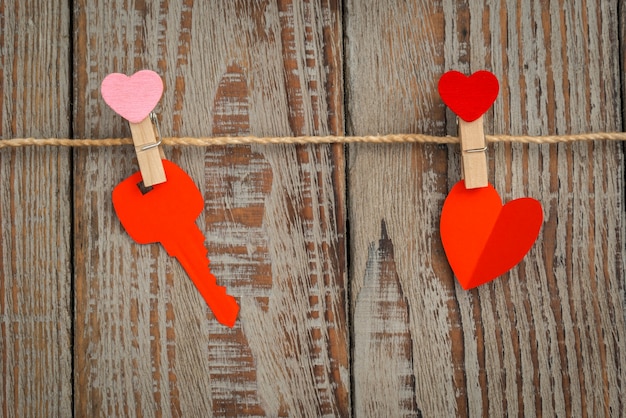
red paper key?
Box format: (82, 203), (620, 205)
(112, 159), (239, 327)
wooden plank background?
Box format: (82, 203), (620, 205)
(0, 1), (73, 417)
(1, 1), (624, 416)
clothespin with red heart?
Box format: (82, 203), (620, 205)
(101, 70), (166, 187)
(438, 70), (543, 290)
(438, 70), (499, 189)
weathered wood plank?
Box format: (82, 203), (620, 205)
(344, 1), (453, 416)
(623, 0), (626, 132)
(73, 1), (348, 416)
(346, 0), (625, 416)
(353, 221), (421, 417)
(452, 2), (626, 416)
(0, 1), (72, 417)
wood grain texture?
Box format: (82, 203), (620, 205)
(3, 1), (625, 416)
(73, 1), (348, 416)
(346, 0), (625, 416)
(345, 1), (454, 416)
(622, 0), (626, 133)
(353, 221), (421, 418)
(0, 1), (72, 417)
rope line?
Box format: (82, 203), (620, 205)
(1, 132), (626, 148)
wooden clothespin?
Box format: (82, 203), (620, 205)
(458, 116), (488, 189)
(438, 70), (500, 189)
(101, 70), (167, 187)
(128, 113), (166, 187)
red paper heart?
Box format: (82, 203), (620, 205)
(101, 70), (163, 123)
(438, 70), (499, 122)
(440, 180), (542, 289)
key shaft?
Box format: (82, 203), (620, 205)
(164, 224), (239, 327)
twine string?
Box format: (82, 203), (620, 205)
(1, 132), (626, 148)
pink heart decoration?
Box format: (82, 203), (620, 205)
(101, 70), (163, 123)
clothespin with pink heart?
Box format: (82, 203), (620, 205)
(438, 70), (543, 290)
(101, 70), (166, 187)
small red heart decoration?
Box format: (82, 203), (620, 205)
(438, 70), (499, 122)
(440, 180), (542, 289)
(101, 70), (163, 123)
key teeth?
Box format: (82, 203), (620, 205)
(173, 224), (239, 327)
(192, 225), (210, 262)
